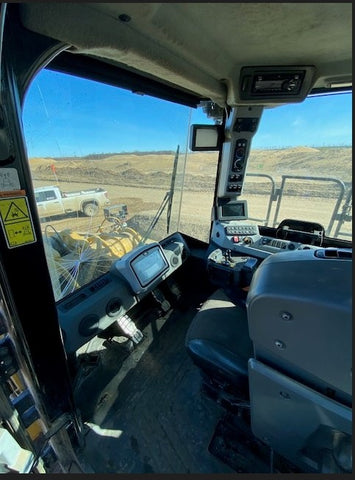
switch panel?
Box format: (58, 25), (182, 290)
(217, 106), (263, 198)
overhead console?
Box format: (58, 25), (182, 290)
(237, 65), (316, 104)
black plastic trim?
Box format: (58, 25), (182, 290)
(309, 87), (352, 96)
(48, 51), (204, 108)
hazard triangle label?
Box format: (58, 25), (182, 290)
(0, 196), (36, 248)
(4, 201), (29, 222)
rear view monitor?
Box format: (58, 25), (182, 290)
(130, 244), (169, 288)
(218, 200), (248, 220)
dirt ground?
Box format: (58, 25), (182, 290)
(33, 179), (351, 243)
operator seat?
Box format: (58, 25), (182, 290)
(246, 248), (352, 472)
(185, 288), (253, 397)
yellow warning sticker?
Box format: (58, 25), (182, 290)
(0, 196), (36, 248)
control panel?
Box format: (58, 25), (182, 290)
(207, 248), (259, 295)
(211, 219), (317, 260)
(217, 105), (263, 198)
(225, 223), (259, 236)
(227, 138), (248, 194)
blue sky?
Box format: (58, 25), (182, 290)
(254, 93), (352, 149)
(22, 69), (352, 158)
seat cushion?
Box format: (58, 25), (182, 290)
(185, 289), (253, 388)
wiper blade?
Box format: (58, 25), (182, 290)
(141, 145), (180, 243)
(167, 145), (180, 235)
(141, 191), (170, 244)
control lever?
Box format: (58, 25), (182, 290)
(241, 257), (259, 288)
(223, 249), (232, 265)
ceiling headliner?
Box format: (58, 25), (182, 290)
(19, 2), (352, 106)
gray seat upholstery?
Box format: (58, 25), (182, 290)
(246, 248), (352, 472)
(247, 248), (352, 405)
(185, 288), (253, 391)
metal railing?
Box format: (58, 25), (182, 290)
(244, 174), (351, 239)
(272, 175), (346, 236)
(333, 187), (352, 239)
(245, 173), (276, 226)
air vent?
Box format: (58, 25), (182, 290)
(60, 293), (87, 311)
(170, 255), (179, 267)
(314, 248), (352, 259)
(89, 275), (111, 293)
(106, 298), (122, 317)
(78, 314), (100, 337)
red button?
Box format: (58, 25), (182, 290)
(232, 236), (240, 243)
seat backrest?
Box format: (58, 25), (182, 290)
(248, 358), (352, 472)
(246, 248), (352, 472)
(246, 248), (352, 405)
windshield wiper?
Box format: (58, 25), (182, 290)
(166, 145), (180, 235)
(141, 145), (180, 243)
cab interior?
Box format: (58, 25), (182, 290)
(0, 2), (352, 474)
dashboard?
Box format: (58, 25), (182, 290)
(207, 218), (347, 302)
(56, 217), (342, 354)
(57, 232), (189, 353)
(210, 220), (318, 259)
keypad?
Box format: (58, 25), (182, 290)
(225, 224), (258, 236)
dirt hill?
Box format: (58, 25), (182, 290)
(29, 146), (352, 191)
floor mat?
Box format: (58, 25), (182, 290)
(208, 414), (301, 473)
(79, 302), (233, 473)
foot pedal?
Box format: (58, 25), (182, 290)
(165, 278), (182, 301)
(152, 288), (170, 312)
(115, 314), (143, 344)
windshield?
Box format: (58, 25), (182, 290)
(23, 68), (217, 301)
(22, 68), (351, 302)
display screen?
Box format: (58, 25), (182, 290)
(130, 245), (169, 287)
(220, 200), (247, 219)
(251, 72), (304, 95)
(254, 78), (285, 92)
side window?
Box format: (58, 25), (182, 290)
(23, 68), (216, 300)
(242, 93), (352, 240)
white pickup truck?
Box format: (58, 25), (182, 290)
(35, 185), (110, 218)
